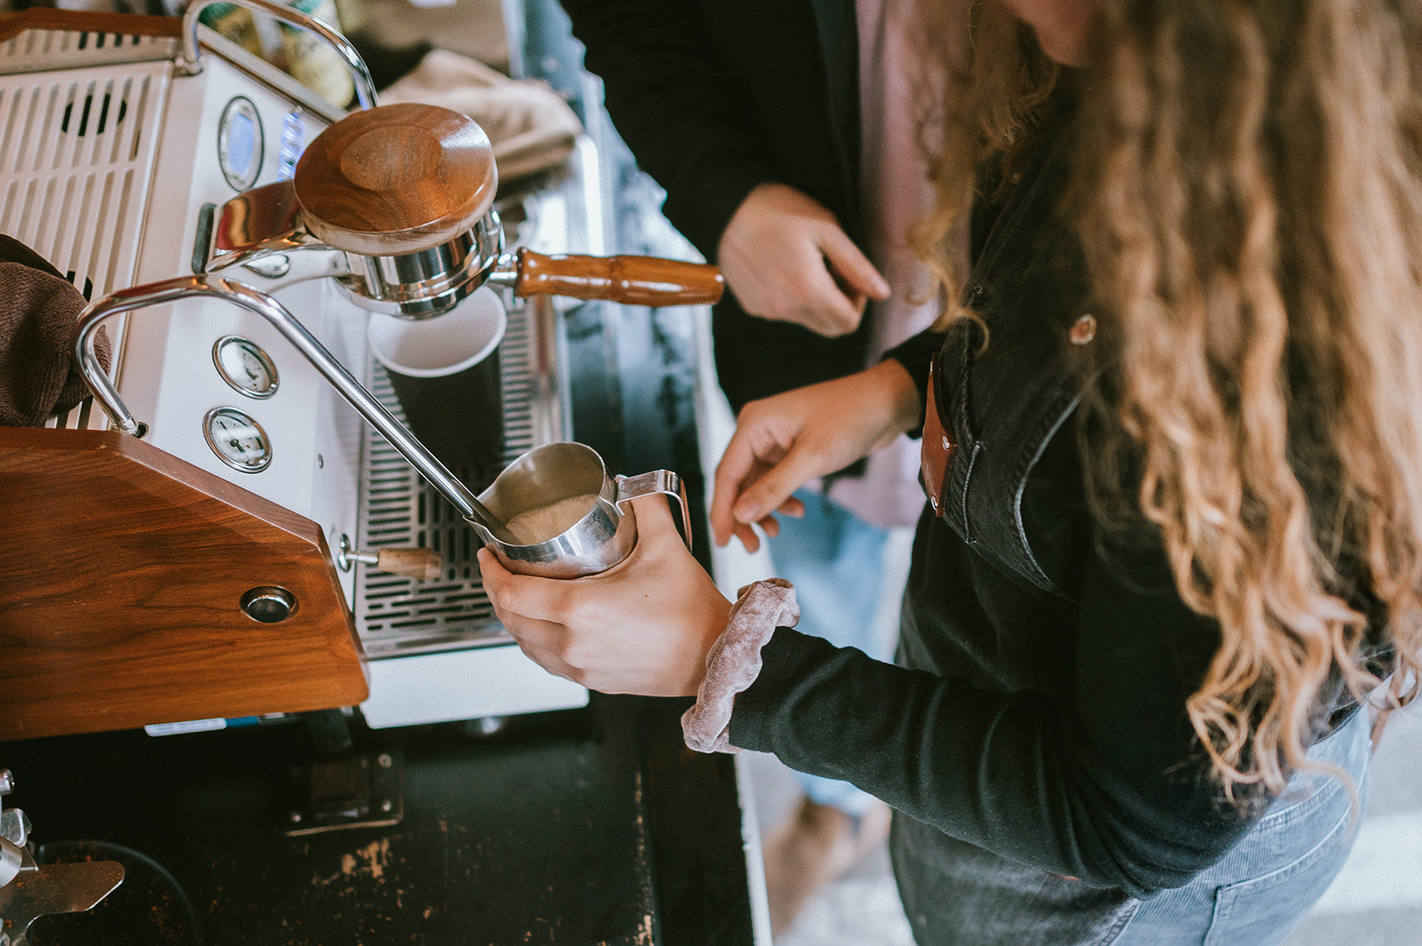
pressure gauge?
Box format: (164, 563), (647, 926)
(213, 335), (279, 398)
(218, 96), (264, 191)
(203, 407), (272, 473)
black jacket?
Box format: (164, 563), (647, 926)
(559, 0), (872, 412)
(732, 103), (1272, 902)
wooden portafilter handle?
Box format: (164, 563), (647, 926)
(513, 248), (725, 306)
(343, 546), (444, 581)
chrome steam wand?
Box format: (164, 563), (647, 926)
(73, 275), (518, 544)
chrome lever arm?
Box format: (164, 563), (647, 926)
(177, 0), (378, 110)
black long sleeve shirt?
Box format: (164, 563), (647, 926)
(730, 481), (1256, 898)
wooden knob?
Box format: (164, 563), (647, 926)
(293, 103), (496, 258)
(513, 249), (725, 306)
(371, 547), (444, 582)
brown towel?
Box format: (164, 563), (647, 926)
(0, 235), (110, 427)
(380, 49), (584, 182)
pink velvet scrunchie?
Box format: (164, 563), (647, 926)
(681, 578), (800, 753)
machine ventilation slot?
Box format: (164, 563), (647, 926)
(0, 62), (169, 430)
(0, 26), (176, 75)
(355, 298), (555, 658)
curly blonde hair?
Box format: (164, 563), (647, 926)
(912, 0), (1422, 799)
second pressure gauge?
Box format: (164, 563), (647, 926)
(204, 407), (272, 473)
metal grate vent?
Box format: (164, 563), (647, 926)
(0, 61), (169, 429)
(355, 297), (557, 658)
(0, 27), (176, 76)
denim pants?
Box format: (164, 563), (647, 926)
(891, 706), (1372, 946)
(1114, 705), (1371, 946)
(767, 489), (899, 817)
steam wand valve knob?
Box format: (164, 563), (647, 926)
(336, 535), (444, 581)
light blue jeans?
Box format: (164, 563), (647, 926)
(1112, 704), (1372, 946)
(767, 489), (899, 817)
(891, 704), (1373, 946)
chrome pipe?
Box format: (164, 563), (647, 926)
(73, 275), (514, 540)
(178, 0), (378, 110)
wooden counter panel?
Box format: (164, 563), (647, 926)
(0, 427), (367, 740)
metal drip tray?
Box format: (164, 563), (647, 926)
(353, 294), (567, 659)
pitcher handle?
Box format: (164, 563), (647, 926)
(615, 471), (693, 554)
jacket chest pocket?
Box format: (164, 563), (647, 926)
(923, 314), (1082, 598)
(922, 320), (984, 543)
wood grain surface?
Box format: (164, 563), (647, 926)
(514, 249), (725, 306)
(294, 103), (497, 257)
(0, 428), (367, 741)
(0, 9), (181, 44)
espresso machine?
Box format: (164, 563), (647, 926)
(0, 2), (721, 740)
(0, 6), (769, 943)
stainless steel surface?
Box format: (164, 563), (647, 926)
(239, 585), (298, 623)
(353, 290), (565, 657)
(0, 839), (21, 889)
(616, 469), (692, 552)
(242, 255), (292, 279)
(0, 813), (26, 848)
(483, 251), (525, 290)
(204, 179), (331, 272)
(333, 213), (505, 318)
(178, 0), (378, 110)
(336, 535), (364, 571)
(0, 771), (19, 889)
(72, 275), (515, 542)
(204, 177), (508, 319)
(0, 860), (125, 946)
(474, 441), (690, 578)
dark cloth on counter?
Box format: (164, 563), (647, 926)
(0, 234), (108, 427)
(558, 0), (870, 413)
(727, 94), (1374, 913)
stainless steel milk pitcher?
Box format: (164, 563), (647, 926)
(474, 442), (691, 579)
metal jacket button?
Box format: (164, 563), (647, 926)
(1069, 314), (1097, 346)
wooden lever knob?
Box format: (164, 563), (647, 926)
(513, 249), (725, 306)
(293, 103), (496, 258)
(370, 548), (445, 582)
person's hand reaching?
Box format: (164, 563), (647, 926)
(717, 183), (890, 337)
(711, 360), (922, 551)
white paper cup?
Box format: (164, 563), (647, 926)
(367, 287), (507, 477)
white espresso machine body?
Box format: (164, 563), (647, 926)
(0, 16), (587, 732)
